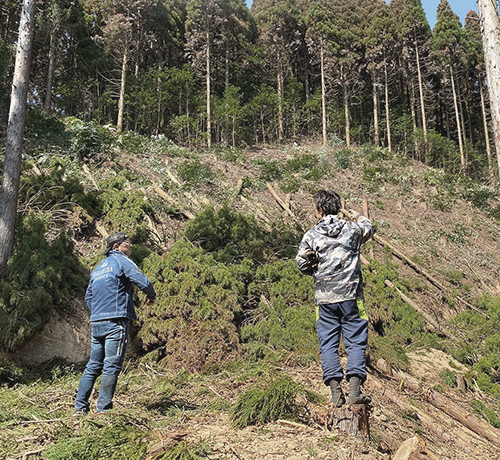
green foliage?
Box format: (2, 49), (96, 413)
(446, 296), (500, 397)
(156, 441), (212, 460)
(369, 336), (409, 370)
(0, 214), (86, 351)
(0, 359), (24, 387)
(334, 148), (353, 169)
(184, 205), (301, 262)
(184, 205), (267, 261)
(99, 171), (155, 238)
(24, 106), (68, 147)
(284, 153), (331, 181)
(137, 241), (248, 372)
(64, 117), (113, 161)
(176, 159), (216, 188)
(241, 260), (317, 360)
(43, 414), (150, 459)
(254, 158), (283, 182)
(20, 156), (99, 223)
(230, 375), (310, 427)
(439, 369), (457, 387)
(470, 400), (500, 428)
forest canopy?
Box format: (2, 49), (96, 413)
(0, 0), (493, 179)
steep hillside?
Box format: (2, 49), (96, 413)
(1, 129), (500, 459)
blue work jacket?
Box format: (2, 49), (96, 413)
(85, 250), (156, 321)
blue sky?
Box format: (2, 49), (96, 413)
(243, 0), (478, 29)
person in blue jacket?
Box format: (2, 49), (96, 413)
(74, 232), (156, 415)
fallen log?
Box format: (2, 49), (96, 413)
(240, 196), (272, 232)
(392, 436), (428, 460)
(384, 280), (454, 339)
(369, 375), (483, 456)
(95, 221), (109, 238)
(165, 166), (210, 207)
(82, 164), (100, 191)
(340, 207), (487, 318)
(373, 360), (500, 448)
(266, 183), (295, 217)
(374, 233), (485, 316)
(152, 183), (195, 220)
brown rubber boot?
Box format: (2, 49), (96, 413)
(348, 376), (372, 405)
(328, 378), (346, 407)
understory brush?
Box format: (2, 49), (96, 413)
(0, 214), (86, 351)
(447, 295), (500, 400)
(230, 374), (322, 428)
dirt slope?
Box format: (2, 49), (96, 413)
(14, 139), (500, 459)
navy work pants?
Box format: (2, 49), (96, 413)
(316, 299), (368, 384)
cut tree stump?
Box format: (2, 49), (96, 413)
(326, 404), (370, 441)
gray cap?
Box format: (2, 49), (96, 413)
(103, 232), (129, 256)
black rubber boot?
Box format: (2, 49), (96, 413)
(348, 376), (372, 405)
(328, 378), (346, 407)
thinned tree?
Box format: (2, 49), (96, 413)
(399, 0), (432, 157)
(363, 0), (398, 151)
(305, 0), (333, 146)
(464, 10), (494, 179)
(34, 0), (86, 115)
(253, 0), (302, 142)
(0, 0), (36, 275)
(305, 0), (364, 147)
(477, 0), (500, 178)
(186, 0), (226, 148)
(432, 0), (466, 170)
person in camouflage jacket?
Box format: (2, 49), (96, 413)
(296, 189), (375, 406)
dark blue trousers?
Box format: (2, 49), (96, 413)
(316, 299), (368, 385)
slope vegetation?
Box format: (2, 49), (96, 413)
(1, 116), (500, 459)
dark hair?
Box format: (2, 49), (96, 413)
(313, 189), (341, 216)
(103, 232), (129, 256)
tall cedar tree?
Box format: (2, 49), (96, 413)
(362, 0), (398, 150)
(185, 0), (228, 148)
(399, 0), (432, 159)
(327, 0), (364, 147)
(0, 0), (36, 275)
(432, 0), (466, 170)
(253, 0), (302, 141)
(464, 10), (494, 179)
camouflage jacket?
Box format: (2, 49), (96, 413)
(296, 213), (375, 304)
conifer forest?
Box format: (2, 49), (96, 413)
(0, 0), (494, 178)
(3, 0), (500, 459)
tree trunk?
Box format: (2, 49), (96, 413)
(384, 62), (392, 152)
(450, 66), (465, 170)
(320, 46), (327, 146)
(206, 11), (211, 149)
(409, 77), (418, 158)
(277, 54), (284, 142)
(343, 78), (350, 146)
(415, 41), (427, 149)
(478, 0), (500, 178)
(117, 48), (127, 133)
(479, 78), (494, 180)
(327, 405), (370, 441)
(0, 0), (36, 276)
(372, 77), (379, 146)
(44, 30), (57, 115)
